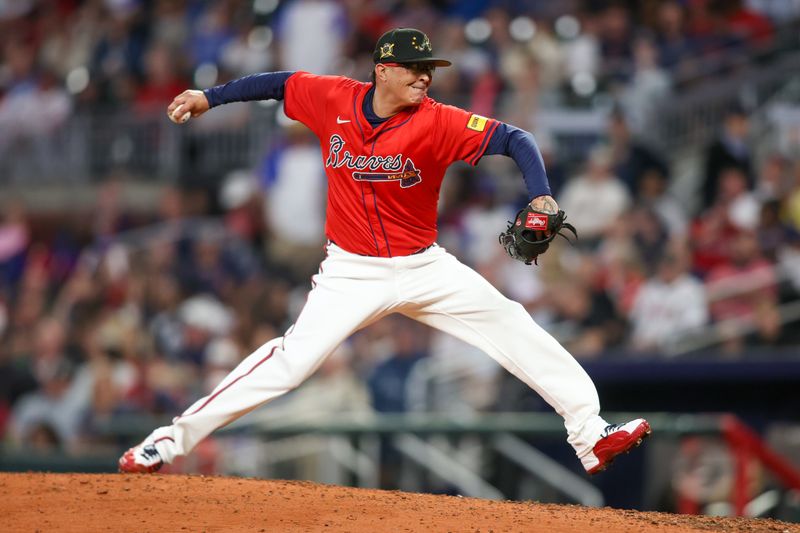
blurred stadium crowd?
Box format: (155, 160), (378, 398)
(1, 0), (800, 466)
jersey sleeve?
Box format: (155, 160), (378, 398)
(283, 72), (340, 135)
(433, 103), (499, 166)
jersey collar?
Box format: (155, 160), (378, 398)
(354, 83), (420, 143)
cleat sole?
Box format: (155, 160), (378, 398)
(587, 420), (652, 475)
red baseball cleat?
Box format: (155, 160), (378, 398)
(582, 418), (651, 475)
(118, 441), (164, 474)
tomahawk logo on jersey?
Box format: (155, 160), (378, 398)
(284, 71), (498, 257)
(324, 134), (422, 188)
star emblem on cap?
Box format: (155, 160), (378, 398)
(412, 35), (432, 52)
(379, 42), (395, 59)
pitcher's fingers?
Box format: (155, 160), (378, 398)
(167, 96), (187, 114)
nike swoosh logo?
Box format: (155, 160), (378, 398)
(337, 116), (350, 124)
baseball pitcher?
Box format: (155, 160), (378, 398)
(120, 28), (650, 477)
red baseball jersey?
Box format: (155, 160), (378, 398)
(284, 71), (498, 257)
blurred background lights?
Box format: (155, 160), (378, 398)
(571, 72), (596, 96)
(253, 0), (279, 15)
(247, 26), (273, 51)
(464, 17), (492, 44)
(509, 16), (536, 42)
(194, 63), (219, 89)
(555, 15), (580, 39)
(65, 66), (89, 94)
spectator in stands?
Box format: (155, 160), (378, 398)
(628, 245), (708, 354)
(276, 0), (348, 74)
(597, 234), (647, 318)
(8, 357), (78, 450)
(0, 201), (30, 291)
(754, 153), (790, 202)
(175, 294), (235, 367)
(151, 0), (190, 51)
(426, 329), (502, 412)
(525, 20), (566, 105)
(188, 2), (235, 69)
(784, 159), (800, 233)
(706, 231), (778, 325)
(135, 41), (188, 112)
(621, 36), (672, 139)
(220, 20), (274, 78)
(547, 283), (608, 359)
(562, 10), (601, 89)
(458, 175), (516, 273)
(0, 325), (37, 440)
(559, 145), (632, 244)
(0, 63), (71, 180)
(37, 1), (103, 81)
(597, 3), (634, 83)
(637, 168), (688, 239)
(547, 256), (627, 358)
(92, 178), (133, 245)
(496, 47), (541, 131)
(366, 317), (429, 488)
(258, 122), (326, 282)
(367, 317), (429, 413)
(607, 109), (669, 197)
(721, 0), (774, 48)
(201, 337), (243, 396)
(718, 167), (760, 231)
(692, 167), (760, 277)
(71, 315), (139, 434)
(778, 230), (800, 302)
(146, 273), (184, 361)
(630, 206), (671, 275)
(691, 0), (750, 64)
(90, 8), (147, 105)
(757, 200), (790, 262)
(181, 234), (235, 299)
(219, 170), (264, 246)
(703, 105), (753, 210)
(653, 0), (695, 72)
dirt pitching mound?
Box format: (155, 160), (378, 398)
(2, 473), (798, 532)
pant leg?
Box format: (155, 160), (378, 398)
(150, 245), (395, 463)
(399, 250), (607, 459)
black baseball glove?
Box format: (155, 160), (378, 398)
(498, 205), (577, 265)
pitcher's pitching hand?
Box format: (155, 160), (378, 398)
(167, 90), (210, 124)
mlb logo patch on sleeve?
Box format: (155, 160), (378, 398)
(467, 114), (488, 132)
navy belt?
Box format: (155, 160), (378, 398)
(329, 241), (434, 257)
(411, 243), (435, 255)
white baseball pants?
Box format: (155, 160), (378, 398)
(149, 243), (609, 463)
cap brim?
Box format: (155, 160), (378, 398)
(396, 58), (452, 67)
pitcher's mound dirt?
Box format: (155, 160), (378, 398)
(2, 473), (798, 532)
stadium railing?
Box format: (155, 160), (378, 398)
(2, 411), (798, 518)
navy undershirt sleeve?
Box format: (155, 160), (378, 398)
(484, 122), (551, 199)
(203, 71), (295, 108)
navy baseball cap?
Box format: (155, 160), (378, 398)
(373, 28), (452, 67)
